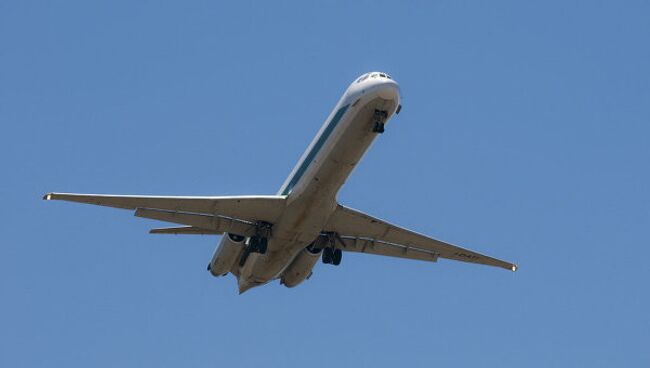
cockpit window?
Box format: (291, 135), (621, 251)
(380, 73), (386, 78)
(357, 74), (369, 83)
(371, 73), (378, 78)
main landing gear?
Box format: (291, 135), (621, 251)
(322, 247), (342, 266)
(372, 109), (388, 134)
(249, 235), (268, 254)
(239, 221), (272, 267)
(320, 232), (343, 266)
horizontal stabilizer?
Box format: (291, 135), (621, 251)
(150, 226), (222, 235)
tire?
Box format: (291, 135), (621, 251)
(333, 249), (342, 266)
(322, 248), (332, 264)
(258, 238), (268, 254)
(250, 236), (263, 253)
(239, 247), (251, 267)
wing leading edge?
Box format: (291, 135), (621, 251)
(324, 204), (517, 271)
(149, 226), (222, 235)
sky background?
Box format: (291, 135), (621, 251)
(2, 1), (649, 366)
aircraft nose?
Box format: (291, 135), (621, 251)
(378, 81), (400, 101)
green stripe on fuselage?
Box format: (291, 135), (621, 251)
(281, 104), (350, 196)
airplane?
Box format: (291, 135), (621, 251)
(44, 71), (517, 293)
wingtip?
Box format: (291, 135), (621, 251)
(43, 193), (53, 201)
(511, 264), (518, 272)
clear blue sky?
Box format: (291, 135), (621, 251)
(2, 1), (649, 366)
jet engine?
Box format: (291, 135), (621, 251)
(208, 233), (246, 277)
(280, 245), (322, 288)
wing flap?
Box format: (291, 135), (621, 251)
(135, 208), (257, 237)
(325, 204), (517, 271)
(336, 236), (439, 262)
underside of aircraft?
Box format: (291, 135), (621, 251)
(45, 72), (516, 293)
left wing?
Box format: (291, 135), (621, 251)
(44, 192), (286, 234)
(324, 204), (517, 271)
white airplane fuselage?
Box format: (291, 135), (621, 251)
(213, 73), (401, 292)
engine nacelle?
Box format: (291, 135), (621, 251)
(280, 246), (322, 288)
(209, 233), (245, 277)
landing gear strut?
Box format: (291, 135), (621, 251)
(372, 109), (388, 134)
(238, 221), (272, 266)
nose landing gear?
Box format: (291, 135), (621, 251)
(372, 109), (388, 133)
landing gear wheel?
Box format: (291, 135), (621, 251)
(322, 248), (333, 264)
(373, 122), (385, 133)
(249, 236), (268, 254)
(258, 237), (268, 254)
(332, 249), (342, 266)
(239, 246), (252, 267)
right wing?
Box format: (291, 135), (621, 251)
(324, 204), (517, 271)
(44, 192), (286, 234)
